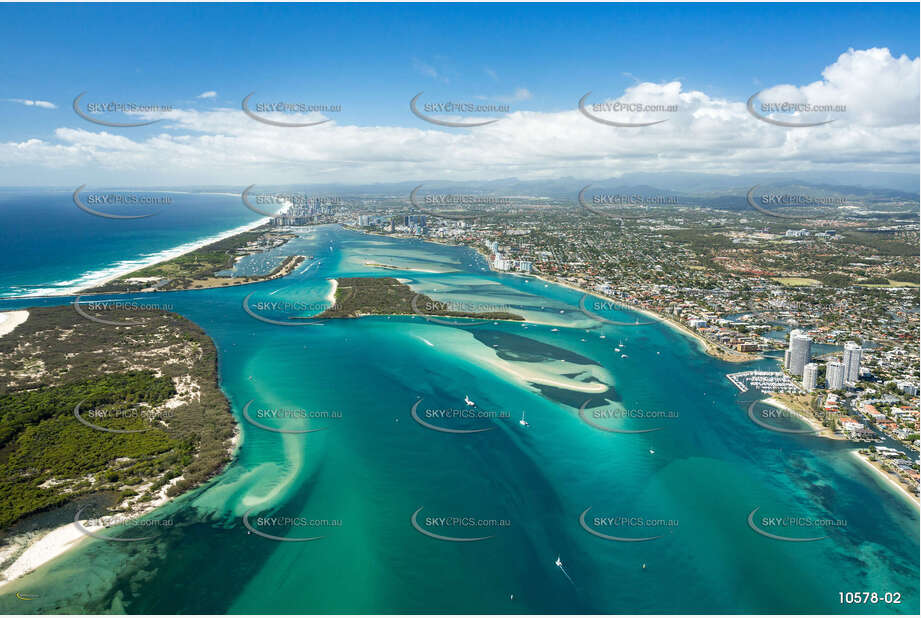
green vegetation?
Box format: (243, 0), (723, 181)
(86, 228), (297, 293)
(0, 306), (235, 530)
(889, 270), (920, 283)
(0, 373), (186, 529)
(772, 277), (821, 286)
(318, 277), (525, 321)
(813, 273), (852, 288)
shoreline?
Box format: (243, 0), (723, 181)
(762, 396), (919, 508)
(382, 232), (760, 364)
(81, 217), (275, 294)
(0, 318), (245, 591)
(2, 194), (298, 301)
(512, 271), (759, 364)
(0, 429), (242, 590)
(852, 451), (920, 508)
(762, 396), (845, 440)
(0, 310), (29, 338)
(0, 217), (272, 301)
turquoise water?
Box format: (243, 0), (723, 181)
(0, 225), (917, 614)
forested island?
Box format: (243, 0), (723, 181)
(318, 277), (525, 321)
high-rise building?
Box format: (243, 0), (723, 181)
(786, 329), (811, 376)
(843, 342), (862, 385)
(803, 363), (819, 391)
(826, 361), (845, 390)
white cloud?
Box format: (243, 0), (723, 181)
(196, 91), (217, 99)
(5, 98), (57, 109)
(0, 48), (917, 185)
(412, 58), (449, 83)
(496, 88), (532, 103)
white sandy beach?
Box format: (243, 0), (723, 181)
(5, 193), (295, 299)
(762, 398), (919, 507)
(326, 278), (339, 304)
(853, 450), (920, 507)
(0, 521), (101, 585)
(762, 396), (832, 435)
(0, 310), (29, 337)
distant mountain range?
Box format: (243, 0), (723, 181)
(8, 172), (918, 215)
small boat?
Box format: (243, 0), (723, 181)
(464, 395), (475, 406)
(519, 411), (530, 427)
(555, 555), (563, 568)
(621, 354), (629, 358)
(551, 328), (559, 332)
(649, 449), (655, 454)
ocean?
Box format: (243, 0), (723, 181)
(0, 189), (264, 298)
(0, 224), (917, 614)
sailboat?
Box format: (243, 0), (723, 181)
(519, 411), (530, 427)
(555, 555), (574, 584)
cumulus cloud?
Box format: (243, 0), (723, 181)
(0, 48), (917, 185)
(5, 98), (57, 109)
(196, 91), (217, 99)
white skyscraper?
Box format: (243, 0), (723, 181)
(826, 361), (845, 391)
(803, 363), (819, 392)
(843, 342), (862, 385)
(786, 329), (812, 377)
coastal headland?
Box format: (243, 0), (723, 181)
(0, 305), (238, 588)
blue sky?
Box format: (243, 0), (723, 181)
(0, 2), (918, 185)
